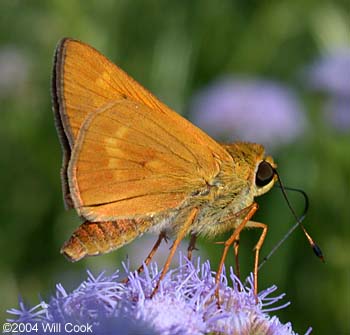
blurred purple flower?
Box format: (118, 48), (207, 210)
(7, 255), (310, 335)
(0, 46), (29, 97)
(305, 49), (350, 132)
(306, 49), (350, 97)
(189, 77), (305, 148)
(324, 96), (350, 131)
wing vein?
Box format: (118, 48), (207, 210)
(66, 54), (124, 94)
(83, 190), (185, 207)
(80, 174), (185, 192)
(97, 111), (195, 166)
(64, 78), (111, 100)
(116, 106), (204, 170)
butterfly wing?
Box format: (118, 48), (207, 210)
(52, 38), (177, 208)
(53, 38), (233, 214)
(53, 38), (178, 147)
(68, 99), (232, 221)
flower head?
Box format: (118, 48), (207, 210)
(305, 48), (350, 97)
(324, 96), (350, 131)
(0, 46), (29, 97)
(305, 49), (350, 131)
(189, 76), (305, 148)
(7, 255), (310, 335)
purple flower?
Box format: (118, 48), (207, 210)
(306, 49), (350, 97)
(0, 46), (29, 97)
(7, 255), (311, 335)
(324, 96), (350, 131)
(189, 77), (306, 148)
(305, 49), (350, 131)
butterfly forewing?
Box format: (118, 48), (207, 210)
(53, 38), (232, 210)
(54, 38), (181, 146)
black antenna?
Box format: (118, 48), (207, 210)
(258, 172), (324, 271)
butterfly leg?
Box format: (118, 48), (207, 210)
(138, 232), (167, 273)
(122, 232), (167, 284)
(215, 236), (240, 283)
(187, 233), (198, 261)
(215, 203), (259, 301)
(151, 208), (199, 298)
(245, 221), (268, 297)
(233, 234), (241, 280)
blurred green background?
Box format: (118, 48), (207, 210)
(1, 1), (349, 334)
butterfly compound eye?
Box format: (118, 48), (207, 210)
(256, 161), (275, 187)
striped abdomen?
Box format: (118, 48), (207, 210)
(61, 218), (152, 262)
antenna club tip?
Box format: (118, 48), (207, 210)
(312, 243), (325, 263)
(318, 253), (326, 263)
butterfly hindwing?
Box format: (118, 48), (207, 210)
(68, 99), (232, 221)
